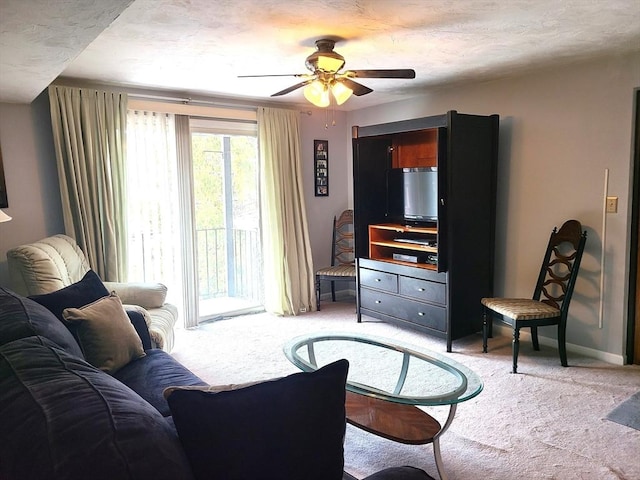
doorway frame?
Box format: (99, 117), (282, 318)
(627, 88), (640, 364)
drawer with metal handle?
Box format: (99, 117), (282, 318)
(399, 276), (446, 305)
(359, 268), (398, 293)
(360, 288), (446, 332)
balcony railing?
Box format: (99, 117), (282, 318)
(196, 227), (263, 304)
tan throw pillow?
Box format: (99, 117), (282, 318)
(63, 293), (145, 374)
(163, 379), (272, 400)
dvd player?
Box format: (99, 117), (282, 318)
(394, 238), (436, 247)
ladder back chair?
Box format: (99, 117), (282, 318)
(481, 219), (587, 373)
(315, 209), (356, 310)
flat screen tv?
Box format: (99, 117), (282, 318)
(386, 167), (438, 223)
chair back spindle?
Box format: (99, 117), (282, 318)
(533, 220), (587, 315)
(333, 210), (355, 267)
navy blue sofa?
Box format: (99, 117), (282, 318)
(0, 287), (433, 480)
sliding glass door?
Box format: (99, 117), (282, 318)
(190, 119), (263, 320)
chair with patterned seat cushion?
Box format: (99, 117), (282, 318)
(482, 219), (587, 373)
(316, 209), (356, 310)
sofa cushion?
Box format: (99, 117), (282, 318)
(0, 287), (83, 357)
(167, 359), (348, 480)
(62, 293), (146, 374)
(29, 269), (110, 323)
(114, 349), (207, 416)
(0, 335), (194, 480)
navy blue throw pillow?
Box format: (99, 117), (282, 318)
(124, 309), (153, 351)
(167, 359), (349, 480)
(29, 270), (110, 322)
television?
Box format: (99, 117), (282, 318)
(386, 167), (438, 223)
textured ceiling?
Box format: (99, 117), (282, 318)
(1, 0), (639, 109)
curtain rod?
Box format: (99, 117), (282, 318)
(128, 92), (254, 110)
(129, 92), (312, 115)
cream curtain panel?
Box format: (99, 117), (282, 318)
(257, 107), (316, 315)
(48, 86), (128, 281)
(175, 115), (200, 329)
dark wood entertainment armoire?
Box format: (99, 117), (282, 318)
(352, 110), (500, 352)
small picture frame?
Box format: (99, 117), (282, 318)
(314, 140), (329, 197)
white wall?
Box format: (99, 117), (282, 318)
(347, 52), (640, 362)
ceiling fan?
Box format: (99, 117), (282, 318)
(239, 39), (416, 107)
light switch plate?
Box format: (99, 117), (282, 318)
(606, 196), (618, 213)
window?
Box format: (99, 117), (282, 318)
(190, 118), (263, 319)
(126, 110), (263, 325)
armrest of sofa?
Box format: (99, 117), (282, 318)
(124, 306), (153, 351)
(103, 282), (167, 309)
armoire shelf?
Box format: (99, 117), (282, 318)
(369, 223), (438, 271)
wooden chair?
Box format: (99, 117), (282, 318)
(315, 209), (356, 310)
(481, 219), (587, 373)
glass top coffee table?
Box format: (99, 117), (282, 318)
(284, 332), (483, 480)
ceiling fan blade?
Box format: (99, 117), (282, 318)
(346, 69), (416, 79)
(271, 79), (314, 97)
(339, 78), (373, 96)
(238, 73), (307, 78)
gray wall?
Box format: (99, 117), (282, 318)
(346, 51), (640, 363)
(0, 91), (64, 283)
(300, 108), (351, 279)
(1, 51), (638, 362)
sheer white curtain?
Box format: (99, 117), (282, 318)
(257, 107), (316, 315)
(126, 110), (182, 307)
(48, 85), (127, 281)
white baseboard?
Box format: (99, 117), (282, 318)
(492, 322), (625, 365)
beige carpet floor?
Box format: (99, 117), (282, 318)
(171, 300), (640, 480)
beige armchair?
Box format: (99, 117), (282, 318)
(6, 234), (178, 352)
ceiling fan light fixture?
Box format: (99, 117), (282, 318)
(304, 39), (346, 73)
(315, 54), (345, 73)
(303, 80), (330, 107)
(331, 81), (353, 105)
(242, 37), (416, 105)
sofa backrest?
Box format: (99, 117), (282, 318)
(0, 287), (84, 359)
(0, 336), (194, 480)
(6, 234), (91, 296)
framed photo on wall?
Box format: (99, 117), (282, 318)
(314, 139), (329, 197)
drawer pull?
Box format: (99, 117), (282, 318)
(375, 278), (381, 282)
(418, 287), (425, 292)
(375, 300), (382, 304)
(418, 312), (425, 316)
